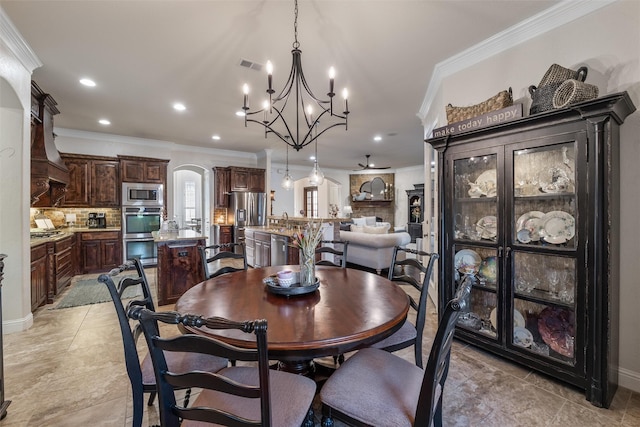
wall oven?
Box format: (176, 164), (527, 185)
(122, 185), (163, 266)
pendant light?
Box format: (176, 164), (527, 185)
(308, 122), (324, 186)
(281, 145), (294, 190)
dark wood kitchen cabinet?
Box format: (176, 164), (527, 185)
(30, 243), (49, 311)
(287, 243), (300, 265)
(219, 225), (233, 249)
(156, 236), (206, 306)
(214, 166), (265, 207)
(427, 92), (635, 408)
(61, 154), (120, 207)
(53, 235), (74, 295)
(213, 167), (230, 207)
(91, 160), (120, 206)
(119, 156), (168, 184)
(79, 231), (121, 273)
(230, 167), (265, 192)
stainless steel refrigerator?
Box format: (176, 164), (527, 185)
(229, 191), (266, 252)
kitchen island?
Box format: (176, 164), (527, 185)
(154, 230), (206, 306)
(246, 217), (344, 268)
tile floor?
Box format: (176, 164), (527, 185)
(2, 269), (640, 426)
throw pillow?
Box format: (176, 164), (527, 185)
(352, 217), (367, 227)
(364, 224), (389, 234)
(340, 222), (353, 231)
(364, 216), (377, 226)
(350, 225), (365, 233)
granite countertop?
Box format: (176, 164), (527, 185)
(153, 229), (205, 242)
(246, 225), (297, 238)
(30, 227), (122, 247)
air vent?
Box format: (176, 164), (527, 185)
(239, 59), (263, 71)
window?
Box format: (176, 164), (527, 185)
(184, 180), (196, 222)
(304, 186), (318, 217)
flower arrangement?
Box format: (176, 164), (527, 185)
(329, 204), (339, 218)
(292, 219), (324, 286)
(292, 219), (324, 258)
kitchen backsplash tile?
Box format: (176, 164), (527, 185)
(30, 207), (121, 229)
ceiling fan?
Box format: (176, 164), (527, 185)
(354, 154), (390, 171)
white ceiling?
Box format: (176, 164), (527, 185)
(2, 0), (558, 170)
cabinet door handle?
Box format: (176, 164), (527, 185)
(504, 247), (512, 258)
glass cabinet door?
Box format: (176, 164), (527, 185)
(509, 141), (578, 365)
(451, 154), (500, 341)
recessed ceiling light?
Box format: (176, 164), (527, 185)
(236, 111), (246, 117)
(212, 135), (221, 140)
(173, 103), (186, 111)
(98, 119), (111, 125)
(374, 135), (382, 141)
(79, 78), (96, 87)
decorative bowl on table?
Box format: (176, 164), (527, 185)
(276, 270), (294, 288)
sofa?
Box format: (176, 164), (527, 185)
(339, 217), (411, 274)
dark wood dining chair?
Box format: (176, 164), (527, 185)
(199, 242), (248, 279)
(320, 274), (473, 427)
(370, 246), (439, 368)
(128, 307), (317, 427)
(98, 258), (228, 427)
(315, 240), (349, 268)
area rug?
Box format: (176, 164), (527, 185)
(55, 276), (141, 309)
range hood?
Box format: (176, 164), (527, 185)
(31, 81), (69, 207)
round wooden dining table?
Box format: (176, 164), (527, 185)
(175, 265), (409, 375)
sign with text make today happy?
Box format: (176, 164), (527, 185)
(432, 104), (523, 138)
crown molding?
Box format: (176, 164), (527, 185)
(54, 127), (257, 160)
(417, 0), (619, 123)
(0, 6), (42, 72)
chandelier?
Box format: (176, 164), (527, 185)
(241, 0), (350, 152)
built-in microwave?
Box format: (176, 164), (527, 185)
(122, 183), (163, 206)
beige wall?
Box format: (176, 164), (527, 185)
(422, 0), (640, 391)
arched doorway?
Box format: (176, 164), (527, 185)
(172, 165), (210, 241)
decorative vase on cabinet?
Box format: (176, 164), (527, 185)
(427, 92), (636, 408)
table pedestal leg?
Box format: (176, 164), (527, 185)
(277, 359), (315, 376)
(277, 359), (338, 383)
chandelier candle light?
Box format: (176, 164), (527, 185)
(241, 0), (349, 152)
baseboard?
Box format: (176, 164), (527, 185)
(619, 366), (640, 393)
(2, 312), (34, 334)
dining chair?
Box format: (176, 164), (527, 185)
(320, 274), (473, 427)
(315, 240), (349, 268)
(98, 258), (228, 427)
(369, 246), (439, 368)
(128, 307), (317, 427)
(199, 242), (248, 279)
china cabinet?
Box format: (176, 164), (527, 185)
(427, 92), (635, 408)
(406, 184), (424, 243)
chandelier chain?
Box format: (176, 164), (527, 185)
(293, 0), (299, 49)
